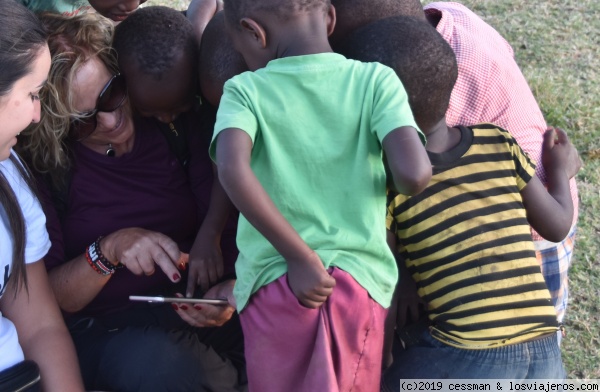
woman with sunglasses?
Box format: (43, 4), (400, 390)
(0, 1), (84, 391)
(17, 12), (245, 392)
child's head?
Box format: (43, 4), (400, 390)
(338, 16), (457, 133)
(329, 0), (424, 46)
(223, 0), (334, 71)
(199, 11), (248, 108)
(87, 0), (147, 22)
(113, 6), (199, 123)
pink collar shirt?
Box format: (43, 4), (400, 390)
(424, 2), (578, 241)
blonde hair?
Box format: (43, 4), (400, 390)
(17, 12), (118, 186)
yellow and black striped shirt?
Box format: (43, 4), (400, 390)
(387, 124), (558, 348)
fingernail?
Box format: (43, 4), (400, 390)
(173, 273), (181, 281)
(178, 262), (186, 271)
(171, 304), (178, 310)
(193, 305), (202, 310)
(180, 305), (188, 310)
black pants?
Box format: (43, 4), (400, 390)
(68, 304), (246, 392)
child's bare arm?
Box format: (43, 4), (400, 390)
(521, 128), (580, 242)
(186, 173), (234, 296)
(186, 0), (222, 44)
(382, 127), (432, 196)
(215, 128), (336, 308)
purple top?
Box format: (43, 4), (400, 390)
(40, 110), (238, 318)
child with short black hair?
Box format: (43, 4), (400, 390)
(211, 0), (432, 389)
(113, 6), (198, 123)
(339, 15), (577, 382)
(113, 6), (243, 299)
(198, 10), (248, 108)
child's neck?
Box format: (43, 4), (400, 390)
(275, 39), (333, 59)
(424, 118), (461, 154)
(271, 11), (334, 59)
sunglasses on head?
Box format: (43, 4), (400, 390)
(70, 73), (128, 141)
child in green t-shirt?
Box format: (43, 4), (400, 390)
(210, 0), (432, 389)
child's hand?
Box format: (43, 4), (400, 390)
(287, 252), (336, 308)
(542, 127), (582, 179)
(186, 235), (224, 297)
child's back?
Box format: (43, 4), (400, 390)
(388, 122), (558, 346)
(215, 53), (420, 310)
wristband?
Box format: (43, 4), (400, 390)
(85, 236), (121, 276)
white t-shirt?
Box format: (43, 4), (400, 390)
(0, 151), (51, 372)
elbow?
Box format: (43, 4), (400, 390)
(54, 292), (85, 313)
(537, 225), (571, 243)
(60, 302), (83, 314)
(391, 164), (432, 196)
(215, 161), (237, 193)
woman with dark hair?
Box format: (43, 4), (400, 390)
(0, 1), (84, 391)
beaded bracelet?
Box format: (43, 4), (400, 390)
(85, 236), (121, 276)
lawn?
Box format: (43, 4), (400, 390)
(455, 1), (600, 378)
(146, 0), (600, 378)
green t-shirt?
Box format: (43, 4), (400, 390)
(20, 0), (90, 15)
(211, 53), (424, 311)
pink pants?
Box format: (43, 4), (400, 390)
(240, 267), (387, 392)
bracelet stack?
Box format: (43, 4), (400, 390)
(85, 236), (121, 276)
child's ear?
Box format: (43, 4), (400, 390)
(326, 4), (337, 37)
(239, 18), (267, 48)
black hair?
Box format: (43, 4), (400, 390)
(113, 6), (198, 80)
(338, 15), (457, 131)
(0, 0), (48, 296)
(199, 11), (248, 107)
(224, 0), (330, 29)
(329, 0), (424, 45)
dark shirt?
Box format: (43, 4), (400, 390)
(40, 111), (238, 317)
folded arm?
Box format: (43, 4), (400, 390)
(214, 128), (335, 308)
(382, 127), (432, 196)
(521, 128), (580, 242)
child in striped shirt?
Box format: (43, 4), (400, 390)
(340, 15), (580, 382)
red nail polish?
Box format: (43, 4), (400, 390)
(180, 305), (188, 310)
(171, 304), (178, 310)
(173, 273), (181, 281)
(193, 305), (202, 310)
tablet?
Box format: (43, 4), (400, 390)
(129, 295), (229, 306)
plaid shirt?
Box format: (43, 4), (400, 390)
(424, 2), (579, 242)
(423, 2), (578, 322)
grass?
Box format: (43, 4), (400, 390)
(456, 1), (600, 378)
(145, 0), (600, 379)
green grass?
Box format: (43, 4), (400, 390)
(456, 1), (600, 378)
(145, 0), (600, 378)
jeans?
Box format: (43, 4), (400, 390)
(68, 303), (247, 392)
(382, 329), (565, 391)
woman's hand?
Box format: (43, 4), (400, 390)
(173, 280), (236, 327)
(101, 228), (184, 283)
